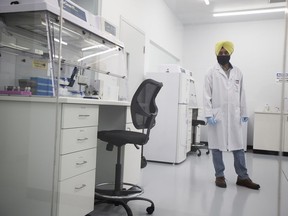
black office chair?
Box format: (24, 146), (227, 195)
(93, 79), (163, 216)
(191, 119), (209, 156)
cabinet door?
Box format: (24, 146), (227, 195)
(253, 113), (281, 151)
(0, 101), (56, 216)
(123, 123), (141, 185)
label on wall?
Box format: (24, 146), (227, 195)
(276, 72), (288, 83)
(32, 60), (48, 70)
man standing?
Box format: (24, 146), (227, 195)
(203, 41), (260, 190)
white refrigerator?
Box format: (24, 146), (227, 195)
(144, 71), (190, 164)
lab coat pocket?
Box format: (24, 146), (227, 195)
(234, 83), (239, 92)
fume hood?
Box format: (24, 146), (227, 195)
(0, 0), (126, 98)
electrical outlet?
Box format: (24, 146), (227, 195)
(78, 75), (89, 85)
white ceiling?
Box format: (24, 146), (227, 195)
(163, 0), (287, 25)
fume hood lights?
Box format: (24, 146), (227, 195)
(204, 0), (210, 5)
(81, 44), (105, 51)
(8, 43), (29, 51)
(213, 7), (287, 17)
(54, 38), (68, 46)
(77, 47), (119, 62)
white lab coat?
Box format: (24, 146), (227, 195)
(203, 64), (247, 151)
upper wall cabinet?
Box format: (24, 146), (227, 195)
(0, 0), (126, 98)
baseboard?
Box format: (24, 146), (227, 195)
(253, 149), (288, 156)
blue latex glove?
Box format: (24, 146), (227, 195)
(241, 117), (249, 122)
(207, 117), (217, 125)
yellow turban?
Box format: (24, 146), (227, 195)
(215, 41), (234, 55)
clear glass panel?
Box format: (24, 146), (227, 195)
(0, 11), (59, 97)
(52, 18), (126, 99)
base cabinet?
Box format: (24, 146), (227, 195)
(0, 99), (99, 216)
(0, 100), (57, 216)
(253, 112), (288, 152)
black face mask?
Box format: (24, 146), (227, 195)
(217, 55), (230, 65)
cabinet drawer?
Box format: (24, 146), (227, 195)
(59, 148), (96, 181)
(62, 104), (99, 128)
(61, 127), (98, 154)
(58, 170), (95, 216)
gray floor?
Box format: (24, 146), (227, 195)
(90, 151), (288, 216)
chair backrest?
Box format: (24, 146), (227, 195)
(131, 79), (163, 141)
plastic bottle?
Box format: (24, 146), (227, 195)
(264, 104), (270, 112)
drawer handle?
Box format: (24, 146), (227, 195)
(75, 184), (86, 190)
(78, 114), (90, 118)
(76, 161), (87, 165)
(77, 138), (88, 142)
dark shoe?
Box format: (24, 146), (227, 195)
(236, 177), (260, 190)
(215, 176), (227, 188)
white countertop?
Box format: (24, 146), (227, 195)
(0, 95), (130, 106)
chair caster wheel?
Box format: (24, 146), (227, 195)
(197, 152), (201, 157)
(146, 206), (155, 214)
(206, 151), (210, 155)
(141, 156), (147, 168)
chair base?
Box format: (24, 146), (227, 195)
(95, 182), (143, 198)
(191, 141), (210, 157)
(93, 182), (155, 216)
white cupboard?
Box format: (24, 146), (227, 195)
(253, 112), (288, 152)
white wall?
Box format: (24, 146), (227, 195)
(101, 0), (184, 72)
(183, 19), (286, 146)
(101, 2), (286, 147)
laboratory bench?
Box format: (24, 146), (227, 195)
(0, 96), (141, 216)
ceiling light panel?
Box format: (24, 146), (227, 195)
(204, 0), (210, 5)
(213, 7), (287, 17)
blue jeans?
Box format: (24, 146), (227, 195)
(211, 149), (249, 179)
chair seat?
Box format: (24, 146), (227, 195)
(98, 130), (148, 147)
